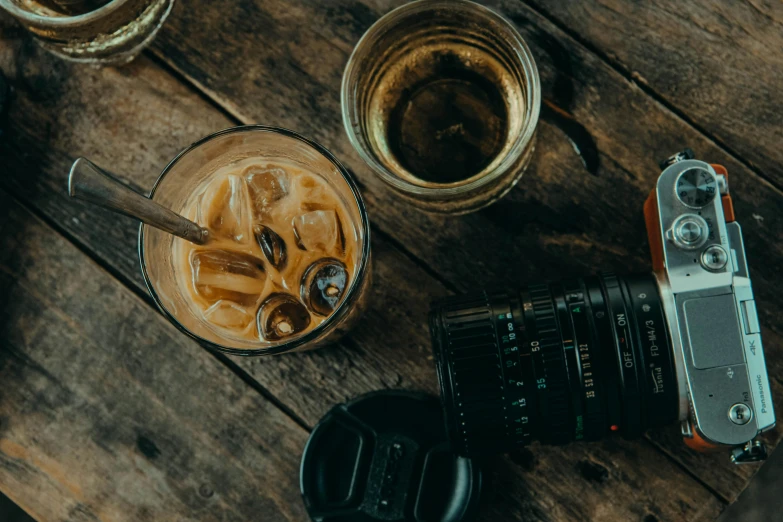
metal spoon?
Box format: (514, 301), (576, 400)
(68, 157), (209, 245)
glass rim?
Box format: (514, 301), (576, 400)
(0, 0), (132, 27)
(340, 0), (541, 198)
(139, 125), (372, 356)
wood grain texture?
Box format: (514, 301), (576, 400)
(0, 189), (308, 521)
(0, 25), (727, 522)
(646, 370), (783, 503)
(144, 0), (783, 502)
(525, 0), (783, 187)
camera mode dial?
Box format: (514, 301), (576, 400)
(676, 167), (717, 208)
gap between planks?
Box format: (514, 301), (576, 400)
(521, 0), (783, 196)
(642, 437), (731, 506)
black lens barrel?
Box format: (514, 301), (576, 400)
(430, 273), (678, 457)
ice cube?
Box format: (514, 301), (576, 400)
(200, 175), (248, 242)
(256, 293), (311, 341)
(292, 210), (344, 254)
(203, 300), (254, 329)
(297, 175), (337, 212)
(254, 225), (287, 270)
(245, 165), (290, 216)
(300, 258), (349, 316)
(190, 249), (266, 307)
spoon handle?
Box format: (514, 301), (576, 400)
(68, 157), (208, 245)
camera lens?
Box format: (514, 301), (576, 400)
(429, 273), (678, 457)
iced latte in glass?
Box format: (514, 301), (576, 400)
(140, 126), (371, 355)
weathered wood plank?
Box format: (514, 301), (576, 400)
(0, 189), (308, 521)
(0, 25), (450, 423)
(0, 27), (727, 521)
(144, 0), (783, 502)
(524, 0), (783, 187)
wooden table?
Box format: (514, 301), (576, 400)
(1, 1), (781, 520)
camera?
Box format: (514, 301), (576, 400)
(429, 150), (775, 464)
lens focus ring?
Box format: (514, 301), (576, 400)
(431, 293), (506, 456)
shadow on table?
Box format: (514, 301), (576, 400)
(718, 445), (783, 522)
(0, 492), (33, 522)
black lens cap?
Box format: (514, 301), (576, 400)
(300, 390), (482, 522)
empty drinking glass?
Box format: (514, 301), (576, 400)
(342, 0), (540, 214)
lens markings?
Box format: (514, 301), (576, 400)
(565, 280), (605, 441)
(623, 276), (678, 428)
(490, 293), (534, 447)
(554, 282), (585, 442)
(526, 285), (571, 444)
(603, 274), (644, 438)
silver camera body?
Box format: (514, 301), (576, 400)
(648, 152), (775, 463)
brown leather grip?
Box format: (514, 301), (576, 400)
(684, 424), (725, 453)
(711, 164), (735, 223)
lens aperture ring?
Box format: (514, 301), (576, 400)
(563, 280), (606, 441)
(525, 285), (570, 444)
(554, 283), (584, 442)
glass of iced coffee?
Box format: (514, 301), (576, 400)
(140, 126), (371, 355)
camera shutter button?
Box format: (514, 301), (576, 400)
(668, 214), (709, 250)
(679, 221), (702, 242)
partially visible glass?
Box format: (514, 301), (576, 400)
(0, 0), (174, 65)
(140, 126), (372, 356)
(342, 0), (540, 214)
